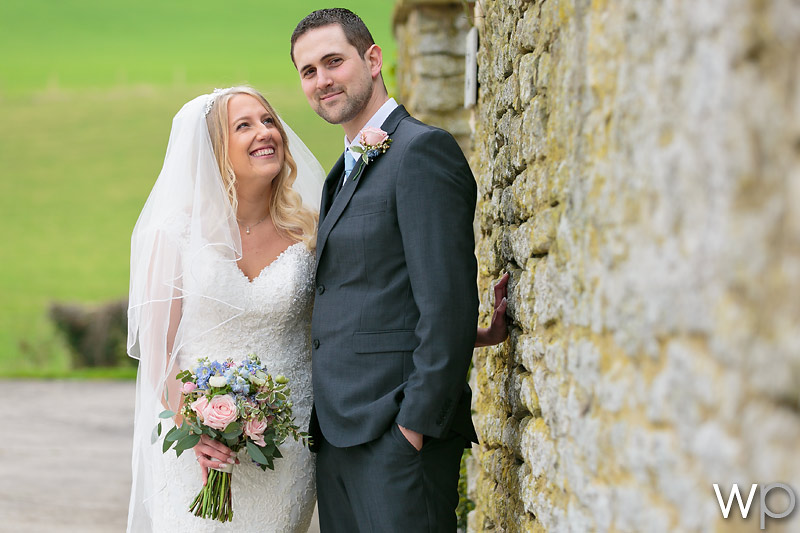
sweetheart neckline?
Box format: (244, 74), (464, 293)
(234, 242), (304, 283)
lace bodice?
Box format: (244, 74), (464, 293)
(151, 242), (316, 533)
(178, 242), (315, 402)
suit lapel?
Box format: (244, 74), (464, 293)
(315, 157), (364, 266)
(376, 105), (409, 138)
(315, 106), (411, 271)
(319, 154), (345, 224)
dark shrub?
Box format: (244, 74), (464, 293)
(49, 298), (132, 367)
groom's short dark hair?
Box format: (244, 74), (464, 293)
(290, 8), (376, 64)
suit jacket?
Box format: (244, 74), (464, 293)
(310, 106), (479, 449)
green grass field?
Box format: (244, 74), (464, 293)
(0, 0), (397, 376)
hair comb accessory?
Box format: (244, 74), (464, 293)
(204, 88), (231, 117)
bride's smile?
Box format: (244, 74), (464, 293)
(250, 147), (276, 157)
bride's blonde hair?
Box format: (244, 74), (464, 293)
(206, 86), (318, 249)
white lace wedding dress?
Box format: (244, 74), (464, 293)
(150, 242), (316, 533)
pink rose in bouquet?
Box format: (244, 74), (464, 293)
(244, 417), (268, 447)
(203, 394), (238, 430)
(359, 126), (388, 146)
(190, 396), (209, 419)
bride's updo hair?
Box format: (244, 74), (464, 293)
(205, 86), (318, 249)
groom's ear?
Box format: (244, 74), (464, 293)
(364, 44), (383, 81)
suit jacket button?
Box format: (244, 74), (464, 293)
(317, 285), (325, 295)
(313, 339), (320, 349)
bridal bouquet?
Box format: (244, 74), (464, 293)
(153, 354), (309, 522)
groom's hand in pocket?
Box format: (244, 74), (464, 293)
(397, 424), (423, 451)
(194, 435), (238, 485)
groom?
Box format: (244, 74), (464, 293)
(292, 9), (479, 531)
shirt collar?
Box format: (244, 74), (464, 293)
(344, 98), (399, 156)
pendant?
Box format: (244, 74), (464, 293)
(245, 226), (251, 235)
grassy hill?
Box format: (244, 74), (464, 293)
(0, 0), (397, 376)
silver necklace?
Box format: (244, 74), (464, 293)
(236, 215), (268, 235)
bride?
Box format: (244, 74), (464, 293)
(127, 86), (323, 532)
(126, 86), (508, 532)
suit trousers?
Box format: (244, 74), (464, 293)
(316, 424), (466, 532)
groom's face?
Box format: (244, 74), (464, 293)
(293, 24), (374, 126)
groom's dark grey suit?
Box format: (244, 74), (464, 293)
(311, 105), (478, 531)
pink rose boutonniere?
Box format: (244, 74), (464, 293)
(350, 126), (392, 179)
(360, 126), (389, 146)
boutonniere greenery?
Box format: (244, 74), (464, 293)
(350, 127), (392, 179)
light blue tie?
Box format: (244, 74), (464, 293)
(343, 149), (356, 179)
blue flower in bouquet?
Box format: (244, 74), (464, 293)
(241, 357), (259, 374)
(210, 361), (225, 375)
(231, 376), (250, 395)
(195, 365), (212, 389)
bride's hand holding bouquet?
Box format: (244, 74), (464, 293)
(153, 354), (309, 523)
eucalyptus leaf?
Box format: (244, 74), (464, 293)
(158, 410), (176, 419)
(246, 440), (268, 465)
(223, 421), (241, 434)
(163, 425), (178, 441)
(166, 424), (188, 442)
(223, 426), (243, 440)
(175, 433), (201, 453)
(163, 435), (175, 454)
(151, 422), (162, 444)
(262, 443), (276, 457)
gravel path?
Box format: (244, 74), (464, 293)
(0, 380), (319, 533)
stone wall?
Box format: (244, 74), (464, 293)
(392, 0), (472, 152)
(466, 1), (800, 532)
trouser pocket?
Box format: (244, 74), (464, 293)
(389, 423), (421, 455)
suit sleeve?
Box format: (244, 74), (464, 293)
(394, 128), (479, 438)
